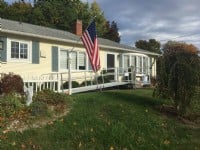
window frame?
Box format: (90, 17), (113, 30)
(59, 49), (87, 71)
(123, 55), (130, 70)
(78, 52), (86, 70)
(7, 38), (32, 63)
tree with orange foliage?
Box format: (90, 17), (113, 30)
(154, 41), (200, 115)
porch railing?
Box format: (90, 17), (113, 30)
(21, 66), (150, 94)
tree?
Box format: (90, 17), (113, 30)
(1, 0), (120, 42)
(154, 41), (200, 115)
(135, 39), (161, 53)
(0, 0), (8, 18)
(32, 0), (76, 31)
(89, 1), (107, 37)
(32, 0), (107, 35)
(103, 21), (120, 43)
(7, 1), (32, 22)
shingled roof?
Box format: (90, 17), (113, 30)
(0, 18), (159, 56)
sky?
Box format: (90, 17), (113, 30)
(5, 0), (200, 49)
(81, 0), (200, 49)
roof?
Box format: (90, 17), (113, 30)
(0, 18), (159, 56)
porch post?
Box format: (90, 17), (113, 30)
(114, 67), (118, 81)
(68, 52), (72, 95)
(57, 73), (61, 93)
(131, 66), (136, 89)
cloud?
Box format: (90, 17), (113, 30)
(82, 0), (200, 49)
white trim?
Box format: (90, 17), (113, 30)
(106, 52), (118, 69)
(58, 48), (88, 72)
(59, 48), (68, 72)
(7, 38), (32, 63)
(1, 30), (160, 56)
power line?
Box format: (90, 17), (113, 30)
(159, 33), (200, 42)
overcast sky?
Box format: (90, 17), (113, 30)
(81, 0), (200, 49)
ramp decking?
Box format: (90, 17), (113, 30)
(63, 81), (130, 94)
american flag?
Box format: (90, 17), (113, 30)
(81, 20), (100, 72)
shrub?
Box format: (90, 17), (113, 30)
(32, 89), (70, 115)
(0, 73), (24, 95)
(96, 76), (110, 84)
(0, 93), (24, 117)
(33, 89), (67, 105)
(28, 101), (49, 117)
(80, 80), (94, 86)
(154, 41), (200, 115)
(96, 70), (113, 84)
(62, 81), (79, 89)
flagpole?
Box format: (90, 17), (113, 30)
(67, 52), (71, 95)
(68, 16), (99, 95)
(67, 36), (82, 95)
(67, 18), (93, 95)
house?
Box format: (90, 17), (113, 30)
(0, 18), (159, 93)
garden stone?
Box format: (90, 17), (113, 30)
(24, 86), (33, 106)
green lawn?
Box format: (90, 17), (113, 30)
(0, 89), (199, 149)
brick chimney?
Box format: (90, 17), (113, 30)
(75, 19), (82, 36)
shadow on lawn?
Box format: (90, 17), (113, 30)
(102, 90), (181, 119)
(102, 90), (200, 127)
(103, 90), (164, 108)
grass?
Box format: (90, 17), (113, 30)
(0, 89), (199, 149)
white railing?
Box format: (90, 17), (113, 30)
(23, 74), (60, 93)
(21, 66), (150, 94)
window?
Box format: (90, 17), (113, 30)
(107, 54), (115, 68)
(88, 61), (93, 71)
(11, 41), (29, 60)
(0, 41), (3, 50)
(131, 56), (136, 67)
(136, 56), (143, 73)
(7, 39), (31, 62)
(124, 55), (129, 69)
(59, 50), (86, 71)
(71, 52), (77, 70)
(78, 52), (86, 70)
(60, 50), (68, 69)
(143, 57), (148, 74)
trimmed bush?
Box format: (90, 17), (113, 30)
(96, 75), (110, 84)
(80, 80), (94, 86)
(0, 73), (24, 95)
(32, 89), (70, 115)
(62, 81), (79, 89)
(33, 89), (66, 105)
(29, 101), (49, 117)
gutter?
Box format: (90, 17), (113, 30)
(100, 44), (160, 56)
(1, 29), (82, 45)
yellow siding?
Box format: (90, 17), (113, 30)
(1, 34), (157, 80)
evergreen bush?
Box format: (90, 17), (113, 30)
(154, 41), (200, 115)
